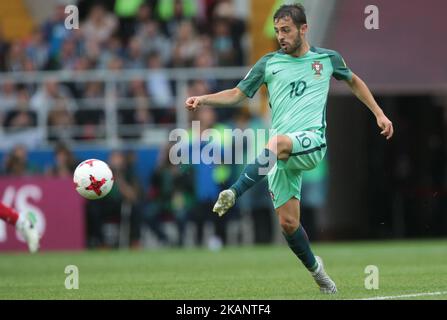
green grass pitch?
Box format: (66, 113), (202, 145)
(0, 239), (446, 300)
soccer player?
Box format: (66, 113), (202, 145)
(185, 4), (393, 293)
(0, 202), (40, 253)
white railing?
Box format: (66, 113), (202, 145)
(0, 67), (254, 149)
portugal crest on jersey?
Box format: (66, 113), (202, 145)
(312, 61), (323, 76)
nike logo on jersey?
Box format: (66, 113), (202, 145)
(244, 173), (256, 182)
(272, 69), (285, 75)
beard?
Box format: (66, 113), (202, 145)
(280, 36), (303, 54)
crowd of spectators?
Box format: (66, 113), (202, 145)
(0, 0), (247, 142)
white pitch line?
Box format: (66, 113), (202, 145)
(359, 291), (447, 300)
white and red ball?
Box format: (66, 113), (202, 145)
(73, 159), (114, 200)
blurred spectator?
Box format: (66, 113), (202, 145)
(47, 99), (75, 142)
(134, 99), (153, 126)
(146, 51), (174, 116)
(212, 0), (246, 66)
(83, 38), (101, 64)
(107, 55), (125, 71)
(75, 81), (105, 140)
(74, 81), (105, 140)
(46, 143), (78, 178)
(158, 0), (198, 37)
(86, 150), (142, 248)
(96, 34), (124, 69)
(192, 47), (218, 91)
(0, 28), (9, 71)
(132, 2), (156, 36)
(54, 38), (79, 71)
(0, 81), (18, 123)
(25, 28), (50, 70)
(145, 142), (195, 246)
(125, 37), (144, 69)
(2, 145), (39, 176)
(128, 79), (153, 124)
(119, 79), (153, 139)
(212, 18), (236, 66)
(81, 4), (118, 46)
(22, 57), (37, 73)
(196, 33), (214, 56)
(5, 42), (26, 72)
(42, 1), (71, 58)
(3, 87), (36, 132)
(30, 79), (76, 126)
(68, 57), (94, 98)
(172, 20), (200, 67)
(107, 56), (129, 99)
(84, 81), (104, 101)
(136, 21), (171, 65)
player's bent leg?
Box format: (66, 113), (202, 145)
(277, 198), (337, 294)
(229, 135), (292, 199)
(266, 135), (293, 161)
(214, 135), (293, 217)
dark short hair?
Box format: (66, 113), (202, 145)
(273, 3), (307, 28)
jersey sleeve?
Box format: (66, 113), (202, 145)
(330, 51), (353, 81)
(237, 53), (273, 98)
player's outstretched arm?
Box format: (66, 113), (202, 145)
(345, 73), (394, 140)
(185, 87), (247, 111)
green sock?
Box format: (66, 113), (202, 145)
(283, 225), (318, 272)
(230, 148), (277, 197)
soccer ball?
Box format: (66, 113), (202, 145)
(73, 159), (114, 200)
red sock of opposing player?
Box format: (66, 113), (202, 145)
(0, 202), (19, 226)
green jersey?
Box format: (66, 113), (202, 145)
(237, 46), (352, 137)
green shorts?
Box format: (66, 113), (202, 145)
(267, 131), (327, 209)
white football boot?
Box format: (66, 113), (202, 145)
(212, 189), (236, 217)
(311, 256), (337, 294)
(16, 212), (40, 253)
